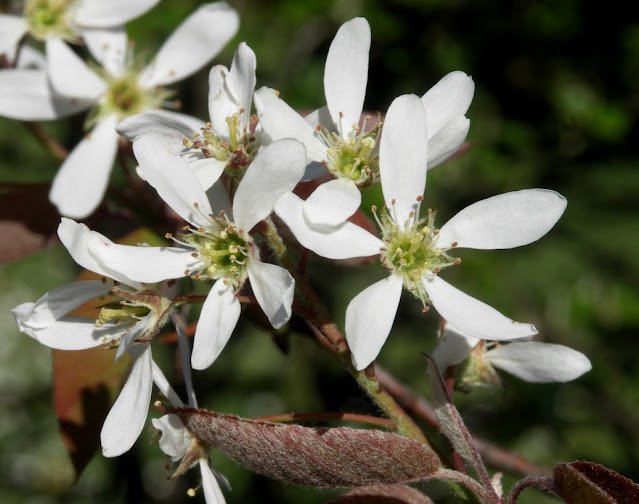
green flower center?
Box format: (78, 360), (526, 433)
(24, 0), (77, 41)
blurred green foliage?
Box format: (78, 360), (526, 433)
(1, 0), (638, 503)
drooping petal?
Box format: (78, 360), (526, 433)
(436, 189), (568, 250)
(232, 139), (306, 232)
(152, 361), (185, 408)
(431, 323), (480, 370)
(133, 132), (213, 228)
(324, 17), (370, 139)
(200, 460), (227, 504)
(74, 0), (161, 28)
(274, 192), (382, 259)
(379, 94), (428, 230)
(191, 280), (241, 370)
(424, 274), (538, 341)
(421, 71), (474, 139)
(138, 2), (239, 88)
(247, 261), (294, 329)
(0, 14), (28, 63)
(427, 116), (470, 169)
(486, 342), (592, 383)
(46, 38), (106, 100)
(81, 27), (127, 77)
(345, 275), (404, 370)
(117, 110), (206, 147)
(49, 114), (119, 219)
(151, 414), (191, 462)
(303, 178), (361, 227)
(0, 69), (91, 120)
(101, 343), (153, 457)
(254, 86), (328, 163)
(191, 157), (226, 191)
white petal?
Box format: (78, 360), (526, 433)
(232, 139), (306, 232)
(200, 460), (227, 504)
(74, 0), (161, 27)
(139, 2), (239, 87)
(437, 189), (568, 250)
(0, 15), (28, 63)
(206, 177), (232, 216)
(345, 275), (403, 370)
(303, 105), (334, 130)
(247, 261), (294, 328)
(49, 114), (119, 219)
(427, 116), (470, 169)
(431, 322), (480, 370)
(303, 178), (361, 227)
(487, 342), (592, 383)
(16, 45), (47, 69)
(379, 94), (428, 231)
(274, 192), (382, 259)
(133, 132), (213, 228)
(191, 157), (226, 191)
(0, 69), (90, 120)
(191, 281), (240, 370)
(101, 344), (153, 457)
(254, 86), (328, 163)
(152, 361), (185, 408)
(421, 71), (474, 138)
(46, 38), (106, 100)
(117, 110), (206, 145)
(324, 18), (370, 138)
(151, 414), (191, 461)
(81, 28), (127, 77)
(424, 275), (538, 341)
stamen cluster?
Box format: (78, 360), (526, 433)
(24, 0), (77, 42)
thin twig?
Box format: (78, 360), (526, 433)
(25, 122), (68, 160)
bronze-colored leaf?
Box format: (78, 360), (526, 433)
(554, 461), (639, 504)
(169, 407), (442, 488)
(329, 484), (434, 503)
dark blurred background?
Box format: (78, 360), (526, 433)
(1, 0), (638, 502)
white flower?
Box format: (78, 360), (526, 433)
(0, 2), (239, 219)
(85, 133), (306, 370)
(11, 218), (187, 456)
(275, 93), (567, 371)
(0, 0), (162, 63)
(432, 322), (592, 385)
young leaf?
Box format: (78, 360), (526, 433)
(553, 461), (639, 504)
(329, 484), (435, 503)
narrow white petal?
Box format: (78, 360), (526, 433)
(431, 323), (480, 370)
(191, 157), (226, 191)
(133, 132), (213, 228)
(49, 115), (119, 219)
(232, 139), (306, 232)
(139, 2), (239, 87)
(191, 281), (240, 370)
(427, 116), (470, 169)
(200, 460), (227, 504)
(421, 71), (474, 138)
(275, 192), (382, 259)
(117, 110), (206, 145)
(46, 38), (106, 100)
(152, 362), (185, 408)
(487, 342), (592, 383)
(437, 189), (568, 250)
(0, 15), (28, 63)
(345, 275), (404, 370)
(81, 28), (127, 77)
(424, 275), (538, 341)
(324, 18), (370, 138)
(101, 344), (153, 457)
(247, 262), (294, 329)
(0, 69), (90, 120)
(303, 178), (361, 227)
(74, 0), (161, 27)
(254, 86), (328, 162)
(379, 94), (428, 231)
(151, 414), (191, 461)
(16, 45), (46, 69)
(16, 316), (123, 350)
(207, 64), (233, 138)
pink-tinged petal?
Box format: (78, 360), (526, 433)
(151, 414), (191, 461)
(487, 342), (591, 383)
(49, 114), (119, 219)
(0, 14), (28, 63)
(139, 2), (239, 88)
(424, 275), (538, 341)
(421, 71), (474, 138)
(254, 86), (328, 162)
(81, 27), (127, 77)
(0, 69), (90, 120)
(232, 139), (306, 232)
(247, 261), (294, 329)
(117, 110), (206, 146)
(303, 178), (361, 227)
(437, 189), (568, 250)
(46, 38), (106, 100)
(324, 17), (370, 138)
(191, 281), (240, 370)
(101, 344), (153, 457)
(133, 132), (213, 228)
(200, 460), (227, 504)
(74, 0), (161, 27)
(379, 94), (428, 231)
(345, 275), (403, 370)
(274, 192), (382, 259)
(191, 157), (225, 190)
(427, 116), (470, 169)
(430, 322), (480, 370)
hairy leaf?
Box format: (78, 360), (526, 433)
(554, 461), (639, 504)
(330, 484), (435, 503)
